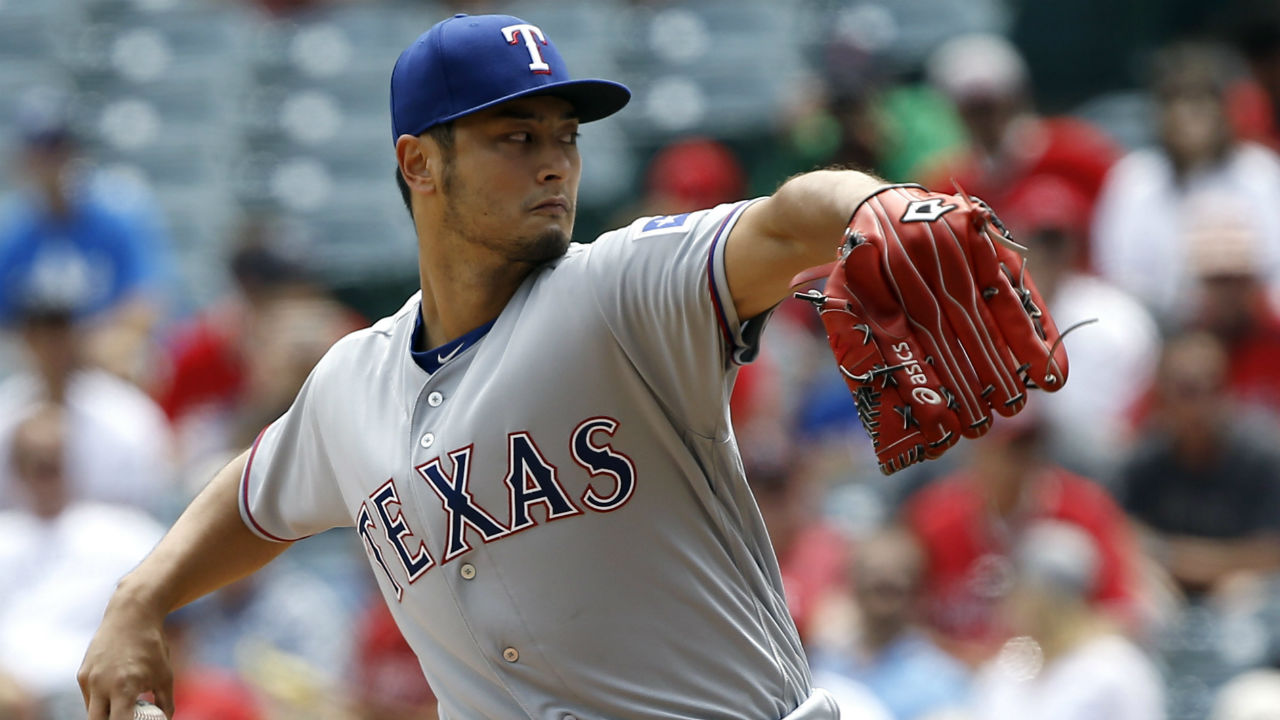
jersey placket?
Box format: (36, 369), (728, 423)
(403, 346), (556, 716)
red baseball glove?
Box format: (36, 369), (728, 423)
(795, 184), (1070, 474)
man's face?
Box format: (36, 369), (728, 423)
(12, 410), (68, 518)
(21, 138), (74, 200)
(1021, 227), (1074, 298)
(436, 95), (581, 264)
(1198, 274), (1260, 339)
(1158, 338), (1228, 436)
(956, 92), (1020, 153)
(21, 314), (78, 382)
(1159, 86), (1227, 165)
(854, 543), (920, 626)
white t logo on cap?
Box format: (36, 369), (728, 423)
(501, 23), (551, 74)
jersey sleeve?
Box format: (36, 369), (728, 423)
(584, 200), (769, 435)
(238, 349), (351, 542)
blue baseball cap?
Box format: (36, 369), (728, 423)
(390, 14), (631, 143)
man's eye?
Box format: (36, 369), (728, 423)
(562, 131), (581, 145)
(508, 132), (531, 142)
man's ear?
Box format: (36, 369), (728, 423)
(396, 134), (437, 195)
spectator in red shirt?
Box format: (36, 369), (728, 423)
(1186, 212), (1280, 419)
(920, 34), (1119, 268)
(352, 600), (438, 720)
(1227, 0), (1280, 152)
(902, 408), (1139, 664)
(642, 137), (746, 216)
(997, 175), (1159, 479)
(156, 219), (363, 480)
(164, 609), (264, 720)
(157, 232), (296, 422)
(746, 441), (850, 645)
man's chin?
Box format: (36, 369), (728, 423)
(519, 226), (572, 264)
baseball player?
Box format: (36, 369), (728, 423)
(79, 12), (1065, 720)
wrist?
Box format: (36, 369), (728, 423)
(111, 573), (175, 621)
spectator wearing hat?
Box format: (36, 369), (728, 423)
(350, 600), (438, 720)
(998, 175), (1159, 479)
(0, 273), (172, 513)
(156, 217), (363, 481)
(641, 137), (747, 216)
(1093, 42), (1280, 324)
(0, 89), (173, 384)
(919, 34), (1119, 267)
(809, 527), (971, 720)
(0, 404), (165, 713)
(1184, 209), (1280, 420)
(1120, 331), (1280, 597)
(1226, 0), (1280, 153)
(902, 408), (1140, 664)
(967, 521), (1165, 720)
(745, 439), (851, 645)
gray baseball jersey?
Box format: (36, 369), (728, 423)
(238, 200), (835, 719)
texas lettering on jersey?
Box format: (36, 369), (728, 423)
(357, 417), (636, 600)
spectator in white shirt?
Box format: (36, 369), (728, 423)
(968, 521), (1165, 720)
(1000, 175), (1160, 480)
(0, 404), (164, 711)
(1212, 670), (1280, 720)
(1093, 41), (1280, 325)
(0, 285), (173, 513)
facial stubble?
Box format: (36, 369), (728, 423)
(439, 160), (572, 265)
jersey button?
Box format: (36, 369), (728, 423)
(459, 563), (476, 580)
(502, 647), (519, 663)
(427, 391), (444, 407)
(419, 432), (434, 448)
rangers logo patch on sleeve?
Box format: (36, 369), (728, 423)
(639, 213), (692, 235)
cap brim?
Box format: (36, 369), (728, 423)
(436, 78), (631, 127)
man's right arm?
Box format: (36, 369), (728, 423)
(78, 449), (292, 720)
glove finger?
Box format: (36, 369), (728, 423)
(885, 188), (1030, 418)
(812, 299), (927, 472)
(968, 224), (1070, 392)
(859, 198), (992, 436)
(997, 239), (1069, 390)
(816, 297), (959, 472)
(836, 242), (964, 449)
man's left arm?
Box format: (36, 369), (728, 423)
(724, 169), (885, 319)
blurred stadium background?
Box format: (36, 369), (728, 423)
(4, 0), (1280, 719)
(0, 0), (1212, 309)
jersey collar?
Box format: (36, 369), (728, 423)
(410, 307), (495, 376)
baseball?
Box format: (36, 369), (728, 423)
(133, 700), (166, 720)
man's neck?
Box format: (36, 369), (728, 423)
(415, 232), (536, 350)
(37, 184), (73, 219)
(39, 371), (73, 404)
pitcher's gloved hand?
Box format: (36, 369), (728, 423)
(794, 184), (1070, 474)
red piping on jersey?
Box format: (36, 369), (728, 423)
(706, 204), (741, 355)
(240, 426), (307, 543)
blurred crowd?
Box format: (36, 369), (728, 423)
(7, 0), (1280, 719)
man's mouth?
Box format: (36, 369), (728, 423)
(531, 197), (570, 214)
